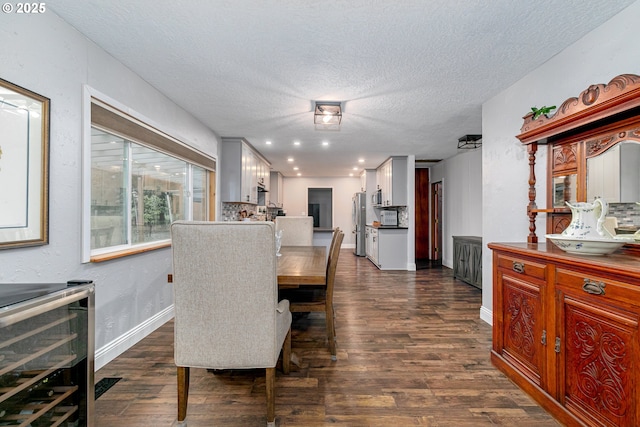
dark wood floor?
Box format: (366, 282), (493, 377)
(95, 250), (560, 426)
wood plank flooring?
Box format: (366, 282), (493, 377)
(95, 250), (561, 426)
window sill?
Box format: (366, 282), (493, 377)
(90, 241), (171, 263)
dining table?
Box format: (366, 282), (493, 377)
(277, 245), (327, 289)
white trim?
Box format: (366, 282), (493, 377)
(480, 305), (492, 326)
(406, 262), (417, 271)
(95, 305), (174, 371)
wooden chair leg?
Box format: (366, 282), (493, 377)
(282, 327), (291, 375)
(177, 366), (190, 423)
(326, 303), (336, 360)
(266, 367), (276, 426)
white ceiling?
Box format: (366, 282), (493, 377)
(49, 0), (635, 177)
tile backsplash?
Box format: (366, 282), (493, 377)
(609, 202), (640, 227)
(397, 206), (408, 227)
(221, 203), (266, 221)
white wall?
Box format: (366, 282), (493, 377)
(0, 12), (220, 369)
(430, 148), (483, 268)
(282, 177), (361, 246)
(481, 0), (640, 325)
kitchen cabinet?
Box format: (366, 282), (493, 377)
(0, 281), (95, 427)
(269, 171), (283, 207)
(452, 236), (482, 289)
(365, 226), (376, 263)
(366, 227), (407, 270)
(221, 137), (270, 204)
(375, 157), (407, 207)
(489, 242), (640, 426)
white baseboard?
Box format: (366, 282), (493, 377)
(95, 305), (174, 371)
(407, 262), (416, 271)
(480, 305), (492, 326)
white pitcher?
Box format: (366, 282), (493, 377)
(562, 198), (613, 239)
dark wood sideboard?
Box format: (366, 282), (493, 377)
(489, 242), (639, 427)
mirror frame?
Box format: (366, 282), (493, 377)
(516, 74), (640, 251)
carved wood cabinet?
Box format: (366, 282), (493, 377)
(489, 242), (639, 427)
(490, 73), (640, 426)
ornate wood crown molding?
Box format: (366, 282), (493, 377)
(517, 74), (640, 144)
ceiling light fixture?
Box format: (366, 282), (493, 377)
(457, 134), (482, 149)
(314, 101), (342, 125)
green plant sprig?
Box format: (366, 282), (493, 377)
(530, 105), (557, 119)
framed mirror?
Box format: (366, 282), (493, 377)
(0, 78), (50, 249)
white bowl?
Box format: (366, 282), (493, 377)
(545, 234), (626, 255)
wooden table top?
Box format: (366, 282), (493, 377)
(277, 246), (326, 288)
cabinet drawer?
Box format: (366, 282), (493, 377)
(496, 253), (548, 282)
(556, 268), (640, 308)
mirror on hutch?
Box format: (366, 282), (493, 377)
(516, 73), (640, 253)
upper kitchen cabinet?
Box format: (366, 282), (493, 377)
(269, 171), (284, 207)
(221, 137), (270, 204)
(376, 156), (408, 207)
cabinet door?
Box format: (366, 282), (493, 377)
(241, 146), (250, 202)
(493, 253), (549, 389)
(453, 241), (471, 283)
(371, 229), (379, 265)
(498, 272), (546, 387)
(365, 227), (371, 257)
(556, 270), (639, 427)
(470, 242), (482, 288)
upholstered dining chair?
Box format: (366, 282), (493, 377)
(170, 221), (292, 427)
(281, 230), (344, 360)
(275, 216), (313, 246)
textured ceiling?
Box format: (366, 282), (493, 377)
(49, 0), (635, 177)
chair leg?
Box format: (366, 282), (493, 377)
(325, 303), (336, 360)
(177, 366), (190, 423)
(266, 367), (276, 426)
(282, 327), (291, 375)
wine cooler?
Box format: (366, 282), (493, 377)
(0, 281), (95, 427)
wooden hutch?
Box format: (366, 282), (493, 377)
(489, 74), (640, 427)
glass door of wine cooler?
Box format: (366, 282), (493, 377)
(0, 281), (95, 427)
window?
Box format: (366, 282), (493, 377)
(85, 93), (216, 262)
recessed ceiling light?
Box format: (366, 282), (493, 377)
(297, 173), (301, 176)
(349, 173), (354, 177)
(358, 158), (364, 163)
(266, 140), (272, 145)
(288, 158), (294, 162)
(294, 141), (300, 146)
(293, 167), (299, 170)
(352, 167), (358, 170)
(322, 141), (329, 146)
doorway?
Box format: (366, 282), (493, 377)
(415, 168), (430, 261)
(430, 181), (443, 263)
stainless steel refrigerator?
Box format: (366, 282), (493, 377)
(352, 192), (366, 256)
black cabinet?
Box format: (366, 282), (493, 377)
(453, 236), (482, 289)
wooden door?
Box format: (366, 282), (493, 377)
(415, 168), (430, 259)
(430, 181), (442, 261)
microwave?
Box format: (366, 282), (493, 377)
(380, 210), (397, 226)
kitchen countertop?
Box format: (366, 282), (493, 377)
(366, 224), (408, 229)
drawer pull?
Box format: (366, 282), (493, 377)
(582, 279), (606, 295)
(512, 261), (525, 274)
